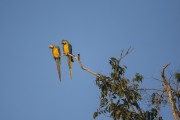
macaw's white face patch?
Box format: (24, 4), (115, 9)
(49, 44), (55, 48)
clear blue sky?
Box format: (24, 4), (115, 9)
(0, 0), (179, 120)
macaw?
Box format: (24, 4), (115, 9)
(49, 44), (61, 81)
(61, 40), (74, 79)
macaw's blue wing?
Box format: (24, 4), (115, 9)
(68, 43), (74, 62)
(67, 43), (73, 79)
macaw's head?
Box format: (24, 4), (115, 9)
(49, 44), (55, 49)
(61, 40), (68, 45)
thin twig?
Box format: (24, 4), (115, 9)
(137, 88), (164, 92)
(119, 47), (134, 62)
(152, 77), (163, 83)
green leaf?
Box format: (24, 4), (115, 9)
(110, 57), (117, 61)
(133, 73), (143, 83)
(115, 110), (121, 119)
(151, 108), (157, 116)
(151, 93), (156, 104)
(118, 91), (124, 98)
(93, 112), (98, 119)
(175, 72), (180, 82)
(100, 98), (108, 107)
(137, 94), (142, 100)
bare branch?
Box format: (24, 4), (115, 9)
(66, 53), (102, 78)
(162, 64), (170, 77)
(161, 64), (179, 120)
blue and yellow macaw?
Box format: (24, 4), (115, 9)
(61, 40), (74, 79)
(49, 44), (61, 81)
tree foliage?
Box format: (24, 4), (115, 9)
(93, 54), (161, 120)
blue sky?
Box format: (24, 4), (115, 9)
(0, 0), (180, 120)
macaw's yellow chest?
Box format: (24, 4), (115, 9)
(53, 47), (60, 58)
(64, 44), (69, 54)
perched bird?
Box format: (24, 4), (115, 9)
(61, 40), (74, 79)
(49, 44), (61, 81)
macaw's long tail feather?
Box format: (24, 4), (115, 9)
(55, 58), (61, 81)
(68, 56), (72, 79)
